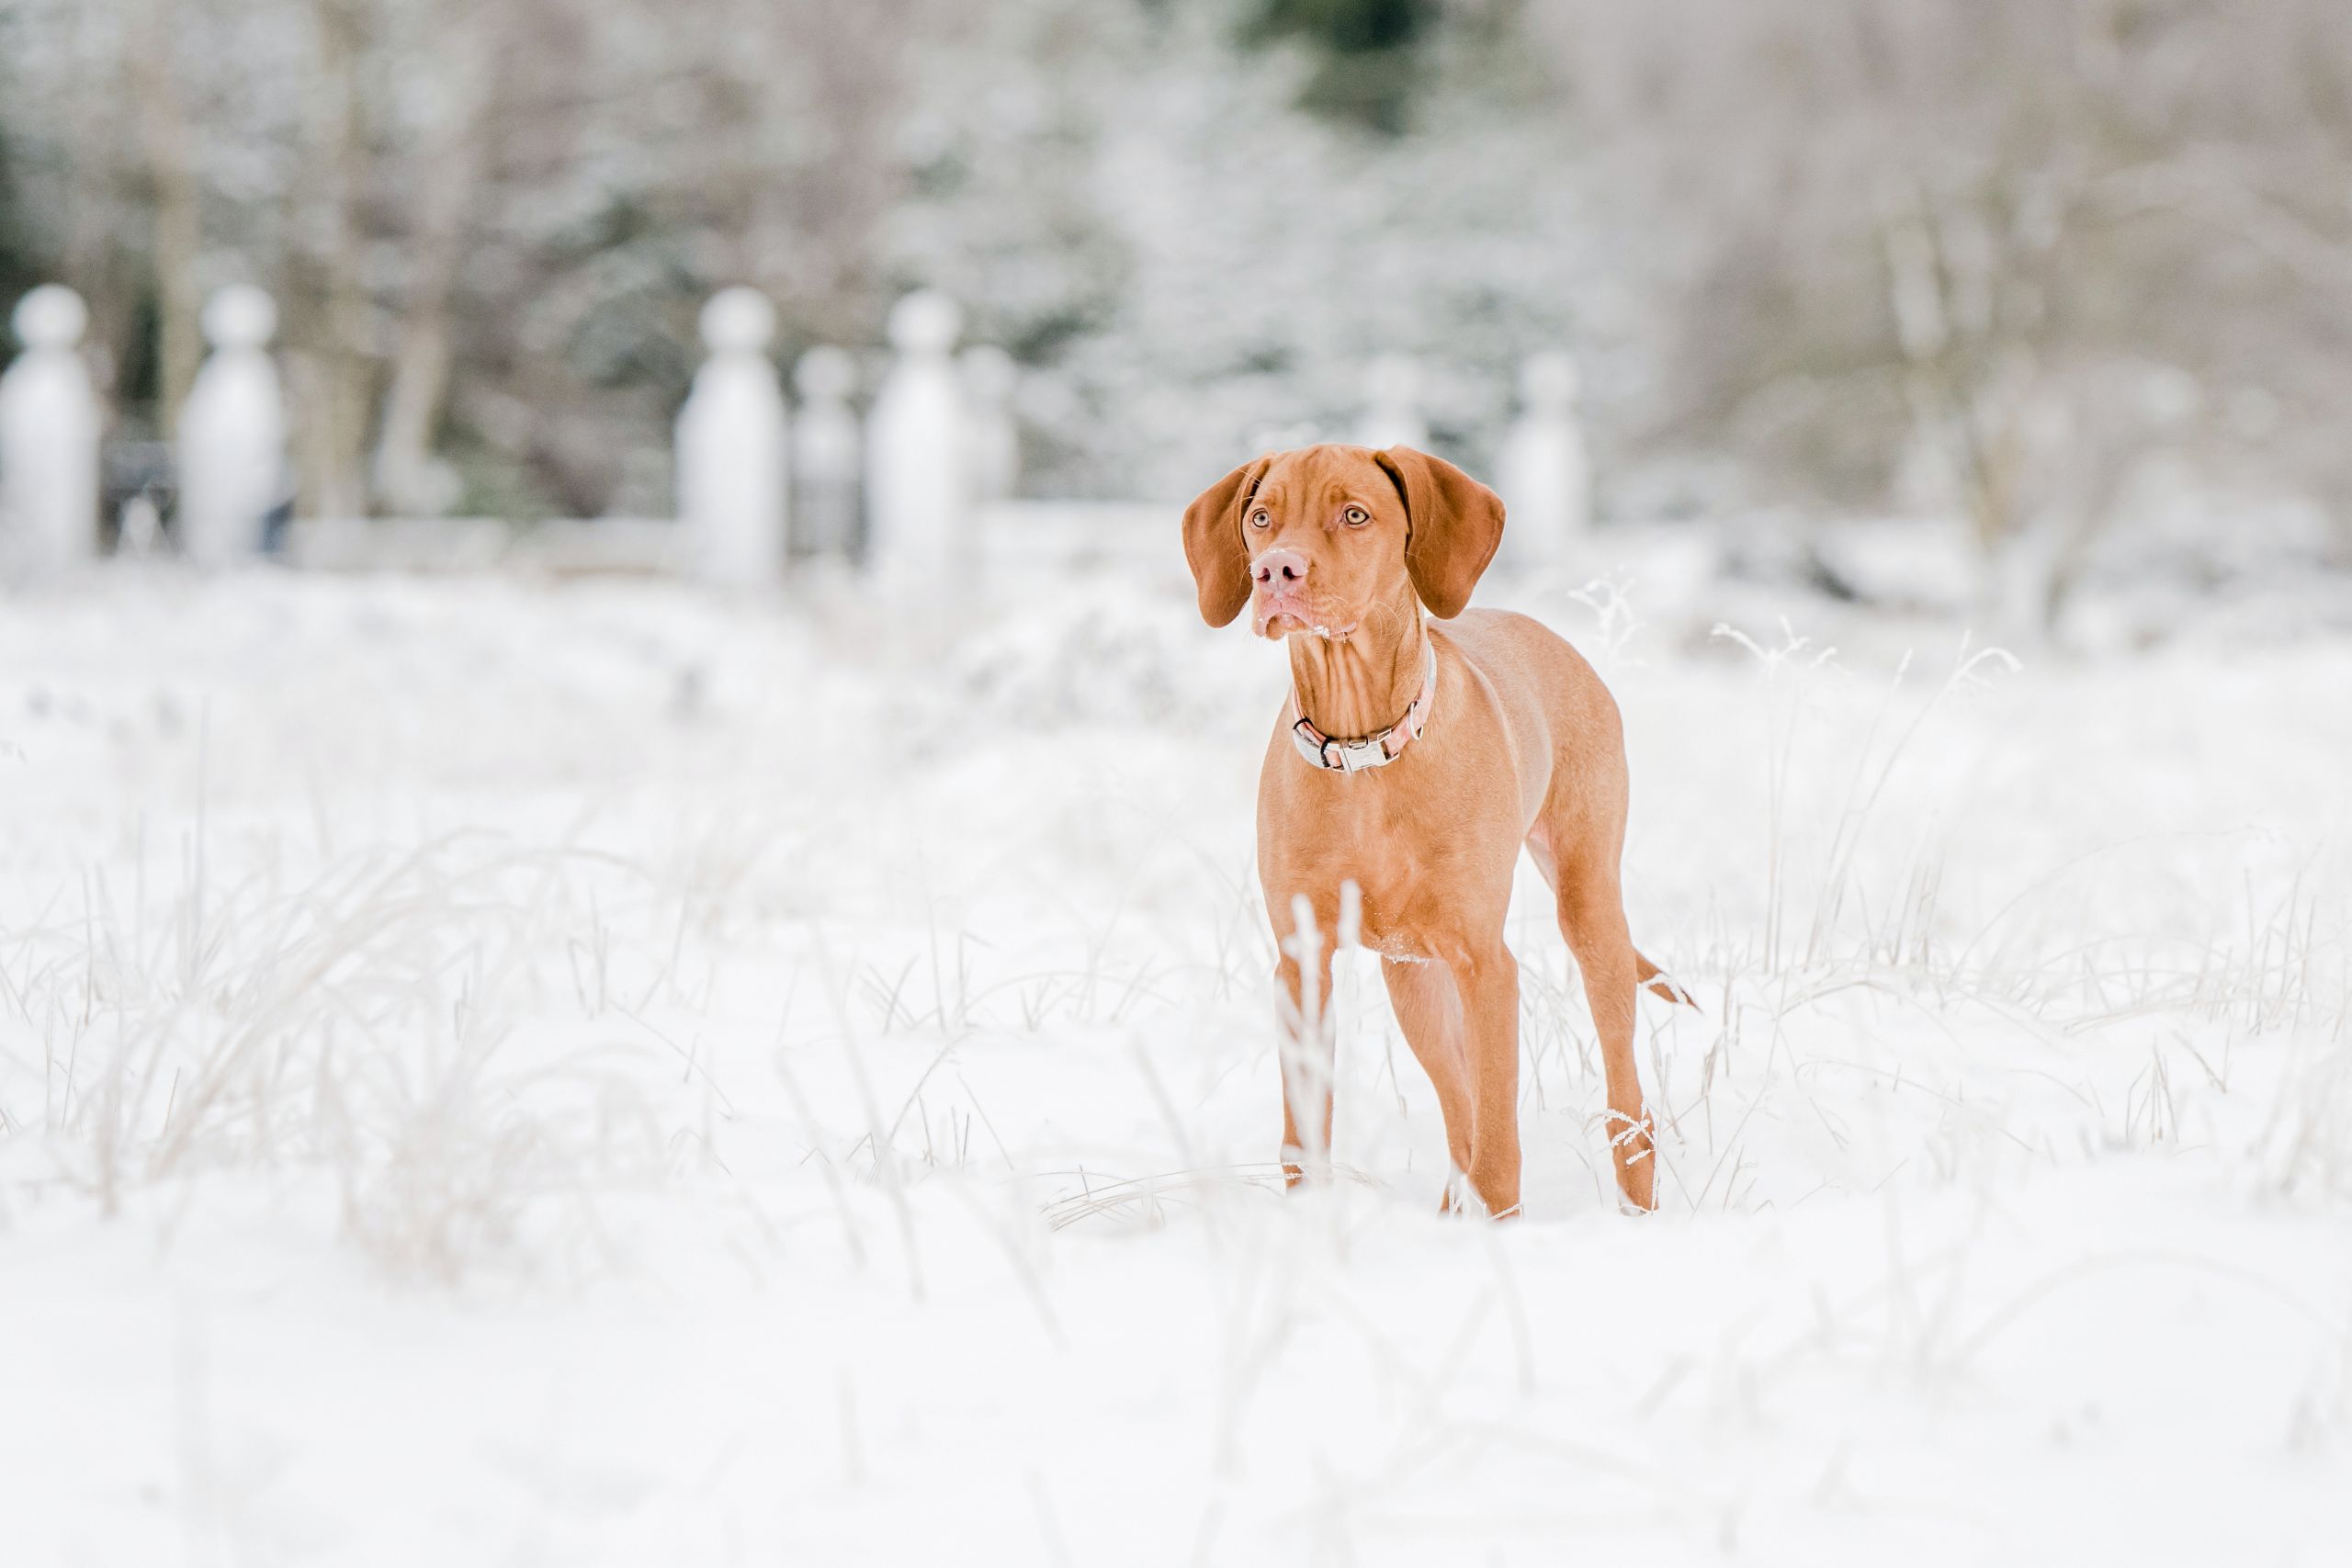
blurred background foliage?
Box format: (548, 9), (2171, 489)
(0, 0), (2346, 603)
(1240, 0), (1441, 132)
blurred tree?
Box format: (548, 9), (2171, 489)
(0, 0), (1603, 512)
(0, 0), (937, 518)
(1533, 0), (2352, 633)
(1240, 0), (1439, 133)
(368, 0), (501, 516)
(0, 14), (48, 310)
(130, 0), (203, 439)
(891, 1), (1602, 499)
(881, 0), (1132, 486)
(0, 128), (42, 313)
(16, 0), (2332, 575)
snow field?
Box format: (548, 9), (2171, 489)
(1, 562), (2347, 1564)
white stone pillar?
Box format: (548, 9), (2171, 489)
(1357, 353), (1429, 450)
(177, 286), (288, 567)
(0, 286), (101, 576)
(1495, 352), (1590, 574)
(959, 344), (1019, 507)
(676, 287), (788, 587)
(865, 290), (969, 591)
(792, 345), (861, 562)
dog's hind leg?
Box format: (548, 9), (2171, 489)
(1528, 829), (1690, 1008)
(1555, 859), (1656, 1211)
(1526, 822), (1657, 1212)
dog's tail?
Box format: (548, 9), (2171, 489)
(1635, 949), (1699, 1010)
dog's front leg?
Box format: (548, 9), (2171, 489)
(1272, 937), (1337, 1188)
(1452, 941), (1523, 1218)
(1380, 958), (1476, 1206)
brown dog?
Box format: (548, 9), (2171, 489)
(1183, 444), (1684, 1216)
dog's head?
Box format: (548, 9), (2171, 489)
(1181, 444), (1504, 638)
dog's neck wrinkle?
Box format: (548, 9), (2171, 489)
(1287, 604), (1426, 741)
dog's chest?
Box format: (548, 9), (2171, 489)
(1260, 781), (1453, 925)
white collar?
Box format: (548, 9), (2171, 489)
(1288, 636), (1439, 773)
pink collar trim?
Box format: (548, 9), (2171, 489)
(1289, 637), (1439, 773)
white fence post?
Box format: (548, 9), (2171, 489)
(865, 289), (969, 591)
(959, 344), (1019, 508)
(177, 285), (288, 567)
(1357, 353), (1429, 450)
(792, 345), (861, 562)
(1496, 351), (1590, 573)
(676, 287), (788, 587)
(0, 285), (101, 577)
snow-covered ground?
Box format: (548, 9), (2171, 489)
(2, 553), (2347, 1565)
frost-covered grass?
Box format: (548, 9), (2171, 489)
(1, 559), (2347, 1565)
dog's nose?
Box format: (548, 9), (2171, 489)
(1253, 548), (1308, 589)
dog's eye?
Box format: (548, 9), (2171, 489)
(1342, 505), (1369, 527)
(1249, 508), (1271, 529)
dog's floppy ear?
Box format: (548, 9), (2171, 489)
(1375, 446), (1505, 619)
(1182, 455), (1271, 627)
